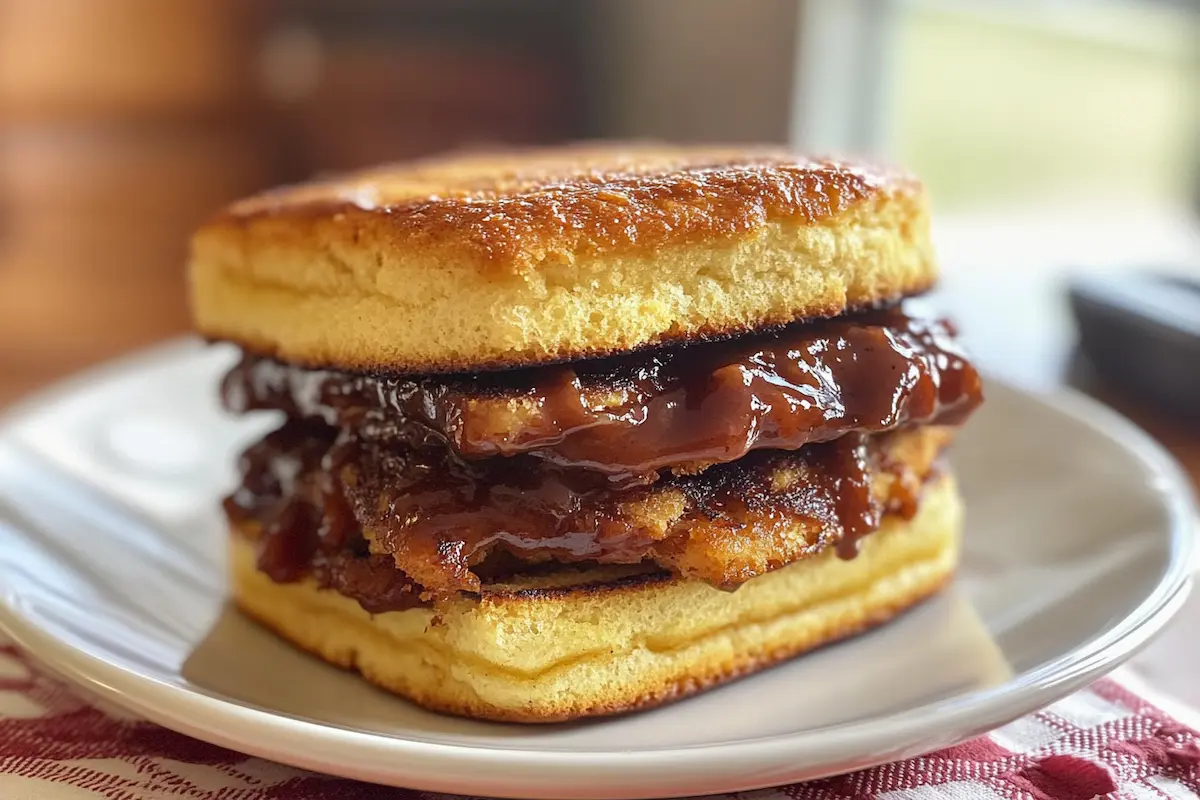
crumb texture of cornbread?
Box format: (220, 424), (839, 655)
(190, 143), (936, 372)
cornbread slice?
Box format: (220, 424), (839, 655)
(190, 143), (935, 373)
(230, 473), (961, 723)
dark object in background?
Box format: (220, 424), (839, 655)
(1068, 272), (1200, 423)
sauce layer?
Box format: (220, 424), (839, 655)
(224, 309), (981, 484)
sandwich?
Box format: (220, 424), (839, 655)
(188, 144), (983, 722)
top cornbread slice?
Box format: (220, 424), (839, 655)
(188, 143), (936, 373)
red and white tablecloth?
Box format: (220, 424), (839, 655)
(0, 636), (1197, 800)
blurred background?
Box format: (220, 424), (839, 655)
(0, 0), (1197, 438)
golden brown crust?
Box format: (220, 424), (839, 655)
(211, 144), (920, 274)
(231, 472), (963, 722)
(190, 143), (936, 373)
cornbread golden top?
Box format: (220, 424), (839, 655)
(209, 145), (918, 273)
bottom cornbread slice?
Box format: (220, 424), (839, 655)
(230, 473), (962, 723)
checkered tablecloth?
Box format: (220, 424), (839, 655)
(0, 637), (1197, 800)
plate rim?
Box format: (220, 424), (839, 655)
(0, 343), (1195, 798)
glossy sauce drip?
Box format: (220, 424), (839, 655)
(830, 434), (878, 560)
(223, 310), (982, 484)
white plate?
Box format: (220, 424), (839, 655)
(0, 340), (1193, 799)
